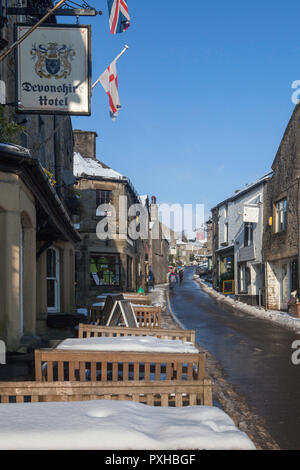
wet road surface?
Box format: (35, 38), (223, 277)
(170, 267), (300, 450)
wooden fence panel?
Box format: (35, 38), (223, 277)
(34, 349), (205, 384)
(0, 379), (212, 406)
(78, 324), (195, 344)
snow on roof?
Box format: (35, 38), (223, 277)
(56, 336), (198, 353)
(211, 171), (273, 210)
(73, 152), (124, 180)
(0, 400), (255, 450)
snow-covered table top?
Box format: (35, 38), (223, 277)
(0, 400), (255, 450)
(56, 336), (199, 354)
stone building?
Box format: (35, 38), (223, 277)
(73, 130), (148, 305)
(0, 144), (80, 351)
(0, 2), (80, 350)
(148, 196), (169, 286)
(263, 104), (300, 311)
(212, 173), (271, 305)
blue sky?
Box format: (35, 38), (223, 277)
(70, 0), (299, 225)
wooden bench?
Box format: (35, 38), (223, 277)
(133, 305), (161, 328)
(0, 379), (212, 406)
(34, 349), (206, 383)
(78, 324), (195, 344)
(122, 294), (152, 306)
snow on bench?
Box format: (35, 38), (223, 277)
(55, 336), (198, 353)
(78, 324), (196, 344)
(35, 337), (205, 382)
(0, 399), (255, 450)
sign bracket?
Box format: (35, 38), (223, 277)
(7, 8), (102, 17)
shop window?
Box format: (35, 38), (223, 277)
(275, 198), (287, 233)
(47, 247), (60, 312)
(90, 254), (120, 287)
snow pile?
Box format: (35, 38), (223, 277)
(195, 277), (300, 332)
(73, 152), (124, 179)
(56, 336), (198, 353)
(0, 400), (255, 450)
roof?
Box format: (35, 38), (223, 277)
(211, 172), (272, 211)
(271, 103), (300, 170)
(73, 152), (124, 180)
(0, 143), (81, 244)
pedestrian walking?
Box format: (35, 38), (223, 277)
(169, 270), (177, 293)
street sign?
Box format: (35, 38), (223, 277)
(15, 24), (91, 115)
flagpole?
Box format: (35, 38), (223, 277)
(0, 0), (68, 63)
(92, 45), (129, 89)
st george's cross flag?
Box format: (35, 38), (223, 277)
(99, 60), (121, 120)
(107, 0), (130, 34)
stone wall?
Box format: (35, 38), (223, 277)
(73, 130), (98, 160)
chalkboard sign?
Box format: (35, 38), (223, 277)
(222, 280), (234, 295)
(100, 294), (124, 326)
(106, 300), (138, 328)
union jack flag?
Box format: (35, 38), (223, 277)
(107, 0), (130, 34)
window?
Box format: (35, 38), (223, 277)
(275, 198), (287, 233)
(224, 223), (228, 243)
(224, 204), (228, 219)
(90, 254), (120, 287)
(96, 190), (112, 207)
(47, 247), (60, 312)
(244, 222), (253, 247)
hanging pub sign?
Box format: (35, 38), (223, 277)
(243, 204), (259, 223)
(15, 24), (91, 115)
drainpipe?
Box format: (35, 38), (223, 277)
(53, 115), (60, 197)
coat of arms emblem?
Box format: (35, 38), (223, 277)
(31, 43), (76, 79)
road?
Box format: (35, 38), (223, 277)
(169, 266), (300, 450)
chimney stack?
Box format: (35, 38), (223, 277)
(150, 195), (158, 221)
(73, 130), (98, 159)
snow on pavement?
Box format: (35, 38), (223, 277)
(56, 336), (198, 353)
(196, 277), (300, 333)
(0, 400), (255, 450)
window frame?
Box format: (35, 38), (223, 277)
(96, 190), (112, 208)
(47, 247), (60, 313)
(244, 222), (253, 247)
(274, 198), (287, 233)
